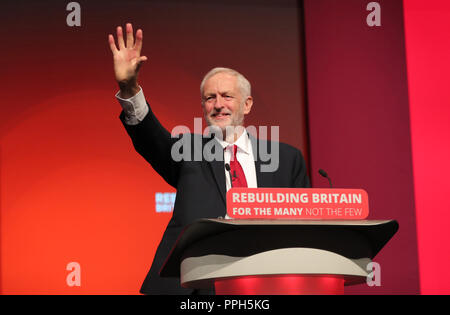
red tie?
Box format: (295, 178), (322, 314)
(229, 145), (248, 187)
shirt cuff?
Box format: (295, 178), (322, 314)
(115, 87), (149, 125)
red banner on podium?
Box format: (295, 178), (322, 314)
(226, 188), (369, 220)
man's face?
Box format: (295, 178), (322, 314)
(202, 72), (253, 132)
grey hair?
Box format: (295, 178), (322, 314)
(200, 67), (251, 104)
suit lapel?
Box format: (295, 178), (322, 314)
(251, 135), (275, 188)
(203, 137), (227, 205)
(255, 159), (272, 187)
(209, 159), (227, 205)
(203, 133), (275, 204)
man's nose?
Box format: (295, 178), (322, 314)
(214, 95), (225, 109)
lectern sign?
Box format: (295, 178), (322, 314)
(226, 188), (369, 220)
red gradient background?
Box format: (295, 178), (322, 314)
(1, 0), (449, 295)
(0, 0), (308, 294)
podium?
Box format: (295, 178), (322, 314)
(160, 219), (399, 295)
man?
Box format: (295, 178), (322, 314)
(108, 23), (310, 294)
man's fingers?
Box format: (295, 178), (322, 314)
(133, 56), (147, 68)
(113, 24), (143, 54)
(116, 26), (125, 49)
(134, 29), (143, 53)
(108, 34), (118, 54)
(126, 23), (134, 48)
(135, 55), (148, 73)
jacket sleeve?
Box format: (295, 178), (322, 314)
(120, 102), (181, 188)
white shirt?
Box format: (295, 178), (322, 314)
(115, 87), (149, 125)
(115, 88), (258, 193)
(215, 130), (258, 191)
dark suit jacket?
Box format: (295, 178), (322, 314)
(121, 103), (310, 294)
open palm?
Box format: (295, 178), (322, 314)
(108, 23), (147, 86)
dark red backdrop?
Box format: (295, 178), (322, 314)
(304, 0), (450, 294)
(303, 0), (420, 294)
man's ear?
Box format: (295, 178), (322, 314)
(243, 96), (253, 115)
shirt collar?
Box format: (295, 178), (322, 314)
(216, 129), (251, 155)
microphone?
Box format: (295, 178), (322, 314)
(225, 163), (234, 188)
(318, 169), (333, 188)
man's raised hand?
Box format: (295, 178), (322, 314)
(108, 23), (147, 98)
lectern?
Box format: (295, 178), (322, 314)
(160, 219), (398, 295)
